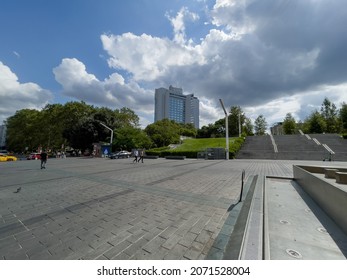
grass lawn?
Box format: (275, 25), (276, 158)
(175, 138), (237, 151)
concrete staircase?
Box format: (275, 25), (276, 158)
(236, 134), (347, 161)
(308, 134), (347, 161)
(274, 135), (326, 160)
(236, 135), (275, 159)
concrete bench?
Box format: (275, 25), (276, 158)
(324, 168), (339, 179)
(335, 172), (347, 184)
(165, 156), (186, 160)
(144, 155), (159, 159)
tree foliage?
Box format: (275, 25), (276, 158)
(145, 119), (181, 147)
(254, 115), (267, 135)
(340, 102), (347, 132)
(114, 126), (152, 150)
(6, 101), (141, 152)
(320, 97), (339, 133)
(283, 113), (296, 134)
(197, 106), (251, 138)
(303, 110), (327, 133)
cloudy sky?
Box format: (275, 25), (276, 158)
(1, 0), (347, 129)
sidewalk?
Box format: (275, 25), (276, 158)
(1, 157), (345, 260)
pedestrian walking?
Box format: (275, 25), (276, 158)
(137, 149), (144, 163)
(40, 150), (48, 169)
(133, 149), (138, 163)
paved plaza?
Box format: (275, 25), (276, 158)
(1, 157), (346, 260)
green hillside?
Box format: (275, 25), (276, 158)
(147, 137), (244, 158)
(175, 138), (237, 151)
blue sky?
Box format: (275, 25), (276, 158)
(1, 0), (347, 128)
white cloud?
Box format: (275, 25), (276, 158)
(166, 6), (200, 45)
(101, 32), (205, 82)
(54, 1), (347, 130)
(53, 58), (154, 126)
(0, 61), (52, 124)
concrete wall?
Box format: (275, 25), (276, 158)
(293, 165), (347, 235)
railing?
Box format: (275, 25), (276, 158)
(239, 169), (245, 203)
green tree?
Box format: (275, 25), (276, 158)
(179, 123), (197, 138)
(41, 104), (68, 150)
(62, 101), (96, 131)
(145, 119), (181, 147)
(62, 117), (100, 152)
(6, 109), (41, 152)
(197, 123), (219, 138)
(339, 102), (347, 132)
(304, 110), (327, 133)
(283, 113), (296, 134)
(114, 107), (140, 129)
(197, 107), (252, 138)
(243, 117), (254, 136)
(254, 115), (267, 135)
(228, 106), (245, 137)
(114, 126), (152, 150)
(320, 97), (339, 133)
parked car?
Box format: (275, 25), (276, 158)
(0, 150), (8, 155)
(0, 154), (18, 161)
(109, 150), (131, 159)
(27, 153), (41, 160)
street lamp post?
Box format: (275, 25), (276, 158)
(219, 99), (229, 160)
(238, 111), (241, 137)
(99, 122), (114, 151)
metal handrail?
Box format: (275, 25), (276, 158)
(239, 169), (245, 202)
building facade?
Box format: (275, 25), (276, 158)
(270, 122), (284, 135)
(154, 85), (199, 128)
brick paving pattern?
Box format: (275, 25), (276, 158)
(1, 157), (343, 260)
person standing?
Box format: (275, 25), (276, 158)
(40, 150), (48, 169)
(137, 149), (144, 163)
(133, 149), (138, 163)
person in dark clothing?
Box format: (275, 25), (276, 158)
(40, 150), (48, 169)
(137, 149), (144, 163)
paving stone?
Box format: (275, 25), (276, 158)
(0, 157), (302, 260)
(159, 226), (178, 240)
(3, 248), (29, 260)
(163, 243), (188, 260)
(142, 236), (166, 253)
(162, 234), (182, 250)
(196, 229), (213, 244)
(80, 243), (113, 260)
(183, 246), (201, 260)
(178, 232), (197, 248)
(123, 237), (148, 257)
(103, 240), (132, 259)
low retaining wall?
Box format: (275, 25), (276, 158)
(293, 165), (347, 235)
(165, 156), (186, 160)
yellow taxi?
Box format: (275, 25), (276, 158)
(0, 154), (18, 162)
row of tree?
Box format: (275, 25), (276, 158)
(282, 98), (347, 134)
(5, 102), (197, 153)
(198, 98), (347, 137)
(5, 98), (347, 153)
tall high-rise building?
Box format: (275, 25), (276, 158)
(154, 85), (199, 128)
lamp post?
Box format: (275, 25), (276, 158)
(99, 122), (113, 151)
(238, 111), (241, 137)
(219, 99), (229, 160)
